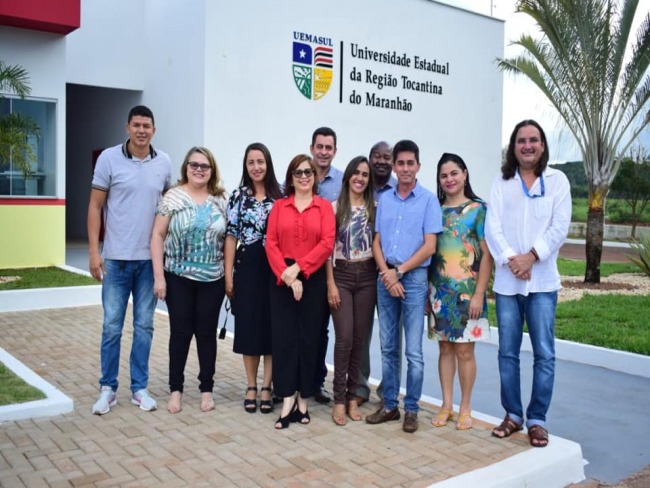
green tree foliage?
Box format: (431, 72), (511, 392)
(610, 147), (650, 237)
(0, 61), (40, 178)
(498, 0), (650, 283)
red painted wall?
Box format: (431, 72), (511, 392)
(0, 0), (80, 35)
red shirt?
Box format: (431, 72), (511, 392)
(265, 194), (335, 285)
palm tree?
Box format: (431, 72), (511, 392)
(498, 0), (650, 283)
(0, 61), (40, 179)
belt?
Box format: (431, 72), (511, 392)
(334, 258), (376, 269)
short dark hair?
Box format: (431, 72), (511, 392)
(369, 141), (392, 159)
(284, 154), (319, 195)
(128, 105), (155, 125)
(311, 127), (337, 148)
(503, 119), (549, 179)
(393, 139), (419, 164)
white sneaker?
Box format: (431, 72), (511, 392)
(131, 389), (157, 411)
(92, 386), (117, 415)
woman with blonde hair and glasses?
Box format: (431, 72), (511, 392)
(265, 154), (335, 429)
(151, 146), (228, 414)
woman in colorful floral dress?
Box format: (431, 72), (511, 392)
(224, 143), (282, 414)
(427, 153), (493, 430)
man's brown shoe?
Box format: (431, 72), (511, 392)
(365, 406), (400, 424)
(355, 395), (367, 407)
(403, 412), (418, 433)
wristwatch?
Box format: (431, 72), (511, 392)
(395, 266), (403, 280)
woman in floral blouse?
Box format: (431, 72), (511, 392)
(151, 146), (228, 414)
(326, 156), (376, 426)
(224, 143), (282, 414)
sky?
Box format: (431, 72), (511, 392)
(442, 0), (650, 163)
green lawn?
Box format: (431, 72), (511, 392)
(572, 197), (650, 224)
(489, 246), (646, 355)
(0, 267), (97, 290)
(557, 258), (638, 276)
(0, 363), (46, 406)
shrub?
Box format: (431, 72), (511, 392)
(628, 234), (650, 277)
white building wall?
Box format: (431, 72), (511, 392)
(205, 0), (504, 199)
(142, 0), (207, 171)
(0, 26), (67, 198)
(65, 0), (146, 91)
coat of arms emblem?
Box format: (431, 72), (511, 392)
(292, 40), (333, 100)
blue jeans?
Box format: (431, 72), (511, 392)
(99, 259), (156, 393)
(377, 267), (427, 413)
(496, 291), (558, 428)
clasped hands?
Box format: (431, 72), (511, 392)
(507, 252), (535, 281)
(281, 263), (303, 301)
(379, 268), (405, 298)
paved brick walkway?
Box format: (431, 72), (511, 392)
(0, 306), (530, 487)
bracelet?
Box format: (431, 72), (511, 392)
(530, 248), (539, 261)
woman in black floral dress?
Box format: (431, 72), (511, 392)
(225, 143), (283, 414)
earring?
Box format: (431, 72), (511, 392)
(464, 180), (467, 186)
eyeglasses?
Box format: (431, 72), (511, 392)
(188, 161), (211, 171)
(292, 168), (314, 178)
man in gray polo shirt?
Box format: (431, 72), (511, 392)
(88, 105), (172, 415)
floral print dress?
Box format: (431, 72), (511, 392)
(427, 200), (488, 342)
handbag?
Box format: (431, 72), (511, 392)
(230, 191), (245, 317)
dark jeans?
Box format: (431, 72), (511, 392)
(331, 259), (377, 404)
(165, 271), (225, 393)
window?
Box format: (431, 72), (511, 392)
(0, 97), (57, 197)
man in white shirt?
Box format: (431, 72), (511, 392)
(485, 119), (571, 448)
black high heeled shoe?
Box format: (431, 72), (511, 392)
(244, 386), (257, 413)
(260, 386), (273, 414)
(291, 405), (310, 425)
(275, 401), (297, 430)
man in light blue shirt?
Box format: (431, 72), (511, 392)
(310, 126), (343, 403)
(366, 140), (442, 433)
(312, 126), (343, 202)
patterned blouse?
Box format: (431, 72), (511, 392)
(333, 203), (374, 261)
(156, 186), (228, 282)
(226, 186), (276, 245)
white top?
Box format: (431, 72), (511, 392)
(485, 166), (571, 296)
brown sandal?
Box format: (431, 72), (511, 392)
(528, 425), (549, 447)
(346, 400), (362, 422)
(492, 415), (523, 439)
(332, 404), (346, 426)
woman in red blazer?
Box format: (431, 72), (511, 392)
(265, 154), (335, 429)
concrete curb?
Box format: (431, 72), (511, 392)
(0, 346), (74, 423)
(486, 328), (650, 379)
(0, 285), (102, 313)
